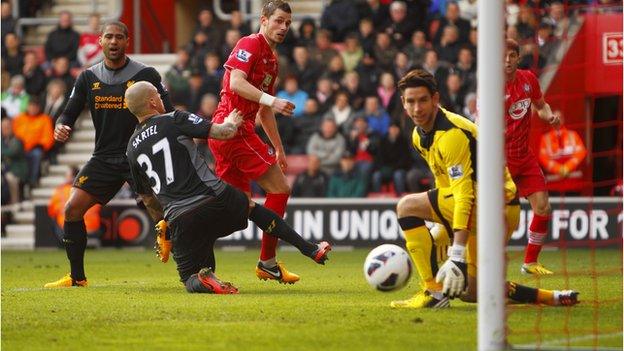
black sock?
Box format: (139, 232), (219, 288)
(507, 281), (538, 303)
(63, 220), (87, 281)
(249, 204), (317, 257)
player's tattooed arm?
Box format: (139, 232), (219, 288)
(139, 192), (164, 222)
(208, 108), (243, 140)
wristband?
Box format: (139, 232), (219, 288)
(259, 92), (276, 107)
(448, 244), (466, 262)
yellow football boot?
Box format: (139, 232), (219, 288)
(255, 261), (300, 284)
(390, 290), (449, 309)
(44, 274), (88, 288)
(521, 262), (554, 275)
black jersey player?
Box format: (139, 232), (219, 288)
(45, 22), (174, 288)
(123, 81), (331, 293)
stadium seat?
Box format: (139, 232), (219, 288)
(285, 155), (308, 175)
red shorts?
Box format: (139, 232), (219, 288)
(208, 133), (276, 193)
(507, 155), (547, 197)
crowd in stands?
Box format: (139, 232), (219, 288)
(1, 0), (620, 206)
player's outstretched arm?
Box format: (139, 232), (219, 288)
(54, 124), (73, 143)
(258, 105), (288, 171)
(534, 97), (559, 126)
(209, 109), (243, 140)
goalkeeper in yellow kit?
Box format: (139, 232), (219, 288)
(390, 69), (578, 308)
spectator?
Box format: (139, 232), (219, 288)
(342, 71), (365, 111)
(292, 155), (329, 198)
(436, 25), (462, 65)
(193, 9), (222, 53)
(326, 55), (346, 90)
(358, 95), (391, 136)
(1, 2), (16, 49)
(1, 75), (29, 118)
(467, 27), (478, 57)
(406, 150), (433, 193)
(506, 0), (520, 27)
(462, 92), (478, 122)
(459, 0), (479, 28)
(517, 4), (538, 40)
(311, 29), (340, 67)
(440, 73), (465, 113)
(47, 57), (74, 99)
(42, 79), (67, 122)
(77, 13), (104, 68)
(1, 116), (28, 204)
(185, 30), (210, 71)
(44, 11), (80, 65)
(421, 49), (449, 93)
(341, 33), (364, 72)
(433, 2), (471, 45)
(22, 51), (47, 97)
(48, 167), (102, 242)
(372, 123), (412, 195)
(519, 42), (546, 71)
(377, 72), (402, 118)
(2, 33), (24, 77)
(361, 0), (390, 28)
(536, 22), (560, 62)
(327, 151), (367, 198)
(323, 90), (355, 133)
(320, 0), (360, 43)
(506, 24), (520, 43)
(455, 46), (476, 93)
(225, 10), (251, 38)
(403, 30), (427, 67)
(307, 118), (346, 175)
(314, 76), (335, 112)
(393, 51), (412, 81)
(276, 75), (308, 118)
(164, 48), (192, 106)
(355, 51), (382, 96)
(187, 70), (207, 114)
(12, 97), (54, 186)
(538, 111), (588, 193)
(220, 29), (241, 66)
(293, 98), (323, 154)
(200, 52), (224, 97)
(346, 116), (379, 186)
(197, 93), (218, 119)
(297, 17), (317, 48)
(357, 18), (376, 54)
(291, 46), (321, 95)
(543, 1), (570, 38)
(384, 1), (418, 49)
(373, 32), (398, 71)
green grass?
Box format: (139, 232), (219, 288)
(2, 248), (621, 350)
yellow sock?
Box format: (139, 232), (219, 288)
(537, 289), (555, 305)
(404, 227), (442, 292)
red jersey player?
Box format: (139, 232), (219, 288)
(209, 1), (329, 284)
(504, 39), (560, 275)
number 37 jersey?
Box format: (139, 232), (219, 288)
(126, 110), (226, 221)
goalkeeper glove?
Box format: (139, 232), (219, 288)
(154, 219), (172, 263)
(435, 244), (467, 298)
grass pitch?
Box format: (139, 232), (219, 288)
(2, 248), (622, 350)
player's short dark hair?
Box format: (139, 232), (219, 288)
(398, 69), (438, 96)
(102, 21), (129, 38)
(262, 0), (291, 18)
(506, 38), (520, 54)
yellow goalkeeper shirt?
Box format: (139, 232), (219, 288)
(411, 107), (517, 231)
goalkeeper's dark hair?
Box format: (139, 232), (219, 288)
(398, 69), (438, 96)
(102, 21), (129, 38)
(262, 0), (291, 18)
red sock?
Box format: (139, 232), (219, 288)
(524, 213), (550, 264)
(260, 193), (289, 261)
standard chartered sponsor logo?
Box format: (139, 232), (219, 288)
(94, 95), (126, 109)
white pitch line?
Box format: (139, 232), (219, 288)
(6, 281), (148, 292)
(514, 331), (623, 350)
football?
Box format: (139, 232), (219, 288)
(363, 244), (412, 292)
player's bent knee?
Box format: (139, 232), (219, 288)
(64, 200), (86, 222)
(396, 193), (428, 218)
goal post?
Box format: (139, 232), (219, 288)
(477, 1), (506, 350)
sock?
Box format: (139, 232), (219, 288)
(260, 193), (289, 261)
(506, 281), (555, 305)
(185, 274), (213, 293)
(524, 213), (550, 264)
(399, 216), (442, 292)
(63, 220), (87, 281)
(250, 204), (317, 258)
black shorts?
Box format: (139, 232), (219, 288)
(73, 156), (134, 204)
(170, 184), (249, 281)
